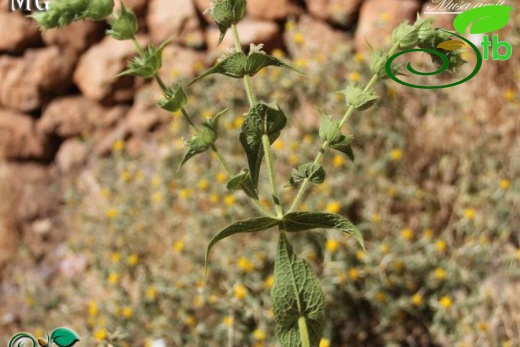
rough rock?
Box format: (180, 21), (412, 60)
(159, 45), (208, 82)
(284, 14), (351, 59)
(147, 0), (204, 48)
(0, 109), (52, 161)
(0, 47), (76, 112)
(206, 18), (282, 54)
(42, 20), (105, 54)
(305, 0), (362, 26)
(38, 96), (128, 138)
(0, 162), (59, 221)
(246, 0), (301, 20)
(355, 0), (421, 51)
(0, 12), (41, 53)
(126, 87), (169, 136)
(114, 0), (148, 16)
(55, 139), (88, 173)
(73, 36), (145, 104)
(193, 0), (212, 15)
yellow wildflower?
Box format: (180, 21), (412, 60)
(423, 229), (434, 239)
(375, 291), (386, 303)
(223, 315), (233, 327)
(108, 272), (119, 285)
(439, 296), (453, 308)
(326, 201), (341, 213)
(293, 32), (305, 45)
(264, 275), (274, 289)
(237, 257), (254, 272)
(356, 250), (366, 261)
(325, 239), (340, 253)
(111, 252), (121, 263)
(122, 306), (133, 318)
(412, 293), (423, 306)
(113, 139), (124, 151)
(253, 329), (266, 341)
(152, 191), (163, 203)
(179, 188), (191, 199)
(216, 171), (228, 183)
(88, 301), (98, 316)
(348, 71), (361, 82)
(234, 284), (247, 300)
(380, 243), (390, 254)
(224, 194), (236, 206)
(477, 321), (488, 332)
(434, 267), (446, 280)
(390, 148), (403, 161)
(198, 179), (209, 191)
(463, 208), (476, 220)
(348, 268), (359, 281)
(173, 239), (185, 252)
(127, 254), (139, 266)
(354, 53), (364, 63)
(93, 328), (107, 341)
(319, 338), (331, 347)
(332, 154), (345, 167)
(435, 240), (447, 253)
(185, 315), (197, 327)
(106, 208), (119, 219)
(400, 228), (414, 241)
(120, 170), (131, 182)
(504, 89), (516, 102)
(146, 286), (157, 300)
(500, 179), (511, 190)
(209, 192), (220, 203)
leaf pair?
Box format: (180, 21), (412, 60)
(319, 113), (355, 161)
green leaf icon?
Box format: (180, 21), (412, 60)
(50, 328), (80, 347)
(453, 5), (513, 34)
(272, 232), (325, 347)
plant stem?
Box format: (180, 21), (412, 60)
(231, 24), (256, 107)
(181, 107), (197, 129)
(262, 135), (283, 218)
(288, 43), (401, 214)
(298, 316), (311, 347)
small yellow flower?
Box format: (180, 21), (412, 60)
(233, 116), (244, 128)
(179, 188), (191, 200)
(127, 254), (139, 266)
(113, 139), (124, 151)
(173, 239), (185, 252)
(435, 240), (447, 253)
(412, 293), (423, 306)
(332, 154), (345, 167)
(216, 171), (228, 183)
(108, 272), (119, 285)
(185, 315), (197, 327)
(111, 252), (121, 263)
(371, 213), (382, 224)
(93, 328), (107, 341)
(146, 286), (157, 300)
(500, 179), (511, 190)
(88, 301), (98, 316)
(234, 284), (248, 300)
(209, 192), (220, 203)
(319, 338), (331, 347)
(393, 260), (405, 273)
(423, 229), (434, 239)
(477, 321), (488, 332)
(463, 208), (476, 220)
(288, 154), (299, 165)
(294, 58), (307, 69)
(223, 315), (233, 327)
(326, 201), (341, 214)
(380, 12), (390, 23)
(120, 170), (131, 182)
(434, 267), (446, 280)
(152, 191), (163, 203)
(504, 89), (516, 102)
(356, 250), (366, 261)
(264, 275), (274, 289)
(272, 48), (284, 58)
(224, 194), (236, 206)
(348, 71), (361, 82)
(390, 148), (403, 161)
(325, 239), (340, 253)
(380, 243), (390, 254)
(354, 53), (364, 63)
(208, 295), (219, 304)
(439, 295), (453, 308)
(400, 228), (414, 241)
(293, 32), (305, 45)
(253, 329), (266, 341)
(348, 268), (359, 281)
(106, 208), (119, 219)
(515, 248), (520, 260)
(375, 291), (386, 303)
(122, 306), (133, 318)
(237, 257), (254, 272)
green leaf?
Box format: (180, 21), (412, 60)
(50, 328), (80, 347)
(106, 2), (138, 40)
(245, 51), (302, 76)
(119, 39), (171, 78)
(338, 86), (378, 111)
(282, 212), (364, 249)
(157, 84), (187, 112)
(30, 0), (113, 29)
(453, 5), (513, 35)
(272, 232), (325, 347)
(205, 217), (280, 273)
(285, 163), (325, 187)
(391, 21), (419, 50)
(178, 125), (217, 170)
(226, 169), (259, 200)
(240, 102), (286, 187)
(318, 112), (340, 143)
(330, 135), (355, 162)
(188, 52), (248, 85)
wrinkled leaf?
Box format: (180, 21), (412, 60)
(330, 135), (355, 162)
(282, 212), (364, 249)
(246, 52), (302, 76)
(318, 112), (340, 143)
(453, 5), (513, 35)
(50, 328), (80, 347)
(205, 216), (280, 273)
(189, 52), (247, 85)
(226, 169), (259, 200)
(210, 0), (247, 44)
(339, 85), (378, 111)
(285, 163), (325, 187)
(240, 102), (286, 187)
(272, 232), (324, 347)
(119, 39), (171, 78)
(179, 125), (217, 170)
(157, 84), (187, 112)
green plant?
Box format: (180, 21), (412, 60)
(32, 1), (467, 346)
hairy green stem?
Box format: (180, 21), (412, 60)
(181, 107), (197, 129)
(288, 42), (401, 214)
(263, 135), (284, 218)
(231, 24), (256, 107)
(298, 316), (311, 347)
